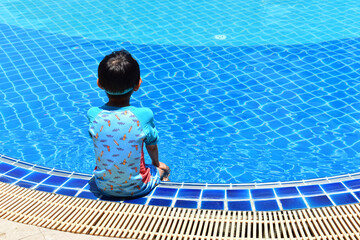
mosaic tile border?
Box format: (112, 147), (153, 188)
(2, 154), (360, 211)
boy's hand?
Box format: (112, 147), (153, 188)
(159, 162), (170, 172)
(159, 162), (170, 181)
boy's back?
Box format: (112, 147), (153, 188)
(88, 105), (158, 197)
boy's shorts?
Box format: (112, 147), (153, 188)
(96, 164), (160, 198)
(131, 164), (160, 198)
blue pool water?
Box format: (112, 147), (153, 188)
(1, 0), (360, 183)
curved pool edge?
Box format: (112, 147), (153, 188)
(2, 154), (360, 211)
(1, 181), (359, 239)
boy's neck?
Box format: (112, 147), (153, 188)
(106, 96), (131, 108)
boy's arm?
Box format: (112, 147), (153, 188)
(146, 144), (169, 173)
(87, 107), (102, 137)
(146, 144), (160, 167)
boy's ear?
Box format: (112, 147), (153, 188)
(133, 78), (142, 91)
(97, 79), (104, 89)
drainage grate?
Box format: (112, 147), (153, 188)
(0, 182), (360, 239)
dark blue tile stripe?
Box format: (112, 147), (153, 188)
(1, 157), (360, 211)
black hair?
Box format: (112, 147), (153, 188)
(98, 49), (140, 94)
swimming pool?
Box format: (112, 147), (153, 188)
(1, 0), (360, 184)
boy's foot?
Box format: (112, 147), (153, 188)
(162, 175), (170, 181)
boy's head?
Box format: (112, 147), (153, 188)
(98, 49), (141, 96)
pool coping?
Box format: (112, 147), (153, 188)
(2, 181), (358, 239)
(2, 154), (360, 211)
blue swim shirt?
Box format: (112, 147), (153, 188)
(87, 105), (159, 197)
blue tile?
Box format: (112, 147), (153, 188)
(251, 189), (275, 199)
(6, 168), (30, 179)
(35, 185), (57, 193)
(0, 175), (16, 184)
(15, 180), (36, 189)
(71, 173), (92, 178)
(343, 179), (360, 190)
(124, 198), (148, 205)
(305, 195), (333, 208)
(182, 183), (207, 188)
(227, 189), (250, 200)
(174, 200), (198, 209)
(63, 178), (89, 189)
(0, 163), (15, 173)
(298, 185), (324, 195)
(254, 200), (280, 211)
(159, 182), (182, 188)
(152, 187), (178, 198)
(321, 182), (347, 194)
(275, 187), (299, 197)
(202, 190), (225, 199)
(77, 191), (100, 200)
(201, 201), (224, 210)
(24, 172), (50, 183)
(51, 169), (72, 175)
(280, 198), (307, 210)
(354, 191), (360, 200)
(82, 178), (100, 193)
(177, 189), (201, 199)
(17, 161), (34, 168)
(148, 198), (172, 207)
(0, 156), (18, 163)
(330, 193), (358, 205)
(228, 201), (252, 211)
(42, 176), (68, 186)
(55, 188), (78, 197)
(32, 166), (52, 172)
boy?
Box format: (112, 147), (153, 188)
(87, 50), (170, 197)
